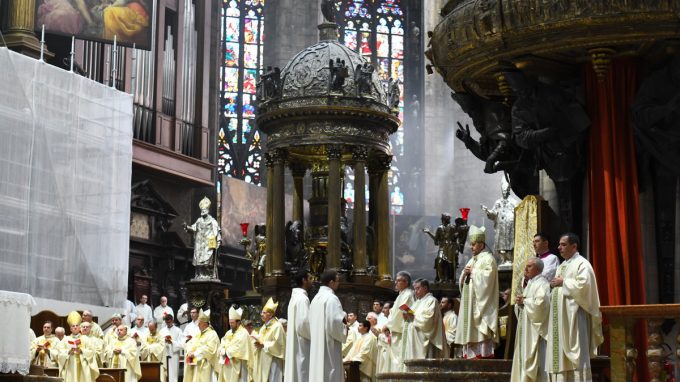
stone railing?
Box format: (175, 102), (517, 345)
(601, 304), (680, 382)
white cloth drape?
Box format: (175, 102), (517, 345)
(0, 46), (133, 308)
(0, 291), (36, 375)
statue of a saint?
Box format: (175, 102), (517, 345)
(183, 197), (221, 280)
(481, 180), (517, 266)
(423, 213), (469, 283)
(243, 224), (266, 292)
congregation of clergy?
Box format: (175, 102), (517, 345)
(29, 227), (603, 382)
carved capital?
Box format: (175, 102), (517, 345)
(268, 149), (287, 165)
(367, 155), (392, 174)
(352, 146), (369, 162)
(289, 162), (308, 178)
(326, 144), (343, 160)
(589, 47), (617, 81)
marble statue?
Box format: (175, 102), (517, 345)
(423, 213), (469, 283)
(481, 179), (517, 266)
(184, 197), (221, 280)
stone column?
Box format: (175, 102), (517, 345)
(370, 156), (393, 286)
(290, 162), (307, 226)
(327, 145), (343, 270)
(352, 146), (369, 279)
(264, 153), (274, 276)
(3, 0), (44, 58)
(270, 149), (287, 276)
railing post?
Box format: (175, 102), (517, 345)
(648, 318), (664, 382)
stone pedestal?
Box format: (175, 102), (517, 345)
(185, 280), (228, 337)
(430, 281), (460, 299)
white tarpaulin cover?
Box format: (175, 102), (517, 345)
(0, 44), (133, 308)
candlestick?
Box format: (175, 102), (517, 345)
(39, 25), (45, 62)
(69, 36), (75, 72)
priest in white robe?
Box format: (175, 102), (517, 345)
(310, 270), (347, 382)
(80, 322), (104, 367)
(104, 325), (142, 382)
(455, 225), (499, 359)
(251, 298), (286, 382)
(159, 315), (183, 382)
(546, 234), (604, 381)
(402, 278), (448, 360)
(385, 271), (414, 371)
(343, 320), (378, 382)
(56, 312), (100, 382)
(182, 307), (201, 345)
(184, 309), (220, 382)
(104, 314), (123, 348)
(440, 296), (460, 358)
(284, 271), (312, 382)
(136, 295), (153, 327)
(82, 311), (104, 339)
(218, 307), (251, 382)
(533, 233), (560, 281)
(343, 312), (360, 357)
(153, 296), (175, 328)
(511, 257), (551, 382)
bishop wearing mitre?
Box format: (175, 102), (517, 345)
(104, 325), (142, 382)
(455, 225), (499, 359)
(251, 298), (286, 382)
(56, 311), (100, 382)
(184, 309), (220, 382)
(218, 306), (251, 382)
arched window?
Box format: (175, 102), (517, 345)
(218, 0), (265, 185)
(336, 0), (406, 215)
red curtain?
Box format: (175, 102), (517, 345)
(585, 58), (647, 378)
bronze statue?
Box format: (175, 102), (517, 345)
(503, 69), (590, 228)
(320, 0), (336, 23)
(355, 62), (374, 97)
(388, 78), (401, 112)
(329, 58), (349, 94)
(183, 197), (221, 280)
(632, 54), (680, 176)
(452, 88), (538, 198)
(285, 220), (306, 273)
(258, 66), (281, 101)
(423, 213), (469, 283)
(242, 224), (266, 292)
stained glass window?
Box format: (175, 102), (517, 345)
(336, 0), (406, 214)
(218, 0), (265, 185)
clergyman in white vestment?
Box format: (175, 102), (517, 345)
(284, 271), (312, 382)
(310, 270), (347, 382)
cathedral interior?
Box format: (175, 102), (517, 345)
(1, 0), (680, 380)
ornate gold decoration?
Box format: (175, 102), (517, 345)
(352, 146), (369, 161)
(426, 0), (680, 95)
(510, 195), (540, 304)
(589, 47), (617, 81)
(326, 144), (343, 160)
(495, 72), (512, 105)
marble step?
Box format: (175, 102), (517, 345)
(376, 359), (512, 381)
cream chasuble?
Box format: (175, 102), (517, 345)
(56, 334), (100, 382)
(31, 334), (59, 367)
(141, 331), (167, 381)
(104, 336), (142, 382)
(375, 332), (391, 375)
(183, 326), (219, 382)
(284, 287), (311, 382)
(217, 325), (251, 382)
(385, 287), (414, 371)
(309, 285), (347, 382)
(546, 253), (603, 381)
(455, 250), (499, 358)
(511, 275), (551, 382)
(83, 334), (104, 367)
(343, 331), (378, 382)
(403, 293), (448, 361)
(251, 318), (286, 382)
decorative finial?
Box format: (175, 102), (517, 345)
(318, 0), (339, 41)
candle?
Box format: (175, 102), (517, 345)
(71, 36), (74, 53)
(113, 35), (117, 52)
(41, 24), (45, 43)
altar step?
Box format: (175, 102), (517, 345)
(377, 359), (512, 381)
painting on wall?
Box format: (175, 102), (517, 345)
(36, 0), (154, 49)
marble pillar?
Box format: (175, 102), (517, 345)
(369, 156), (393, 286)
